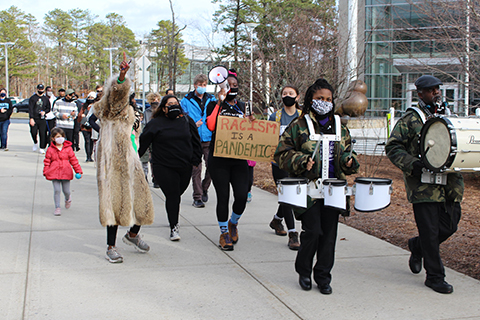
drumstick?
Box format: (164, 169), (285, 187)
(312, 139), (322, 161)
(349, 139), (356, 159)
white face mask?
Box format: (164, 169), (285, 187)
(55, 137), (65, 145)
(311, 99), (333, 116)
(47, 91), (53, 97)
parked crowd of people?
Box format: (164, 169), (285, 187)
(2, 52), (461, 296)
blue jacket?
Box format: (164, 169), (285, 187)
(180, 91), (216, 142)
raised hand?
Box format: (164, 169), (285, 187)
(119, 52), (129, 81)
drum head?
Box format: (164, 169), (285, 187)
(354, 177), (392, 185)
(420, 117), (455, 173)
(277, 177), (308, 185)
(322, 179), (347, 186)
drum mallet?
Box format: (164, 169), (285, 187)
(425, 139), (435, 155)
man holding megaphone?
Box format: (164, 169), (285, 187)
(180, 74), (217, 208)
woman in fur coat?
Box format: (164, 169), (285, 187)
(95, 53), (155, 263)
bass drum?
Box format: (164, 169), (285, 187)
(354, 177), (392, 212)
(277, 177), (308, 209)
(420, 116), (480, 172)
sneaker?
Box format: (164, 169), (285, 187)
(170, 225), (181, 241)
(33, 143), (38, 152)
(247, 192), (252, 203)
(228, 220), (239, 244)
(53, 207), (61, 216)
(288, 231), (300, 250)
(4, 147), (8, 151)
(39, 148), (45, 154)
(219, 232), (234, 251)
(193, 200), (205, 208)
(202, 190), (208, 203)
(122, 232), (150, 252)
(105, 247), (123, 263)
(269, 218), (287, 236)
(65, 197), (72, 209)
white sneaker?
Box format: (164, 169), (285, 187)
(33, 143), (38, 152)
(39, 148), (45, 154)
(170, 224), (181, 241)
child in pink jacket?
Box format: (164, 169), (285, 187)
(43, 127), (83, 216)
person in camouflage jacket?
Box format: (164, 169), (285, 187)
(385, 75), (462, 294)
(274, 78), (359, 294)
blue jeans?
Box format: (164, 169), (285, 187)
(0, 119), (10, 148)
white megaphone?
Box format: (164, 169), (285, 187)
(208, 65), (230, 100)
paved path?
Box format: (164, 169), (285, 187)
(1, 122), (479, 320)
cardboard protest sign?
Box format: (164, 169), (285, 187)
(213, 116), (280, 162)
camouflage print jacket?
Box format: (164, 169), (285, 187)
(274, 111), (359, 214)
(385, 108), (463, 203)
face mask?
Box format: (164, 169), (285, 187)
(0, 93), (6, 98)
(38, 91), (44, 95)
(55, 137), (65, 145)
(226, 87), (239, 101)
(196, 86), (207, 95)
(282, 96), (296, 107)
(166, 104), (182, 119)
(47, 92), (53, 97)
(151, 102), (159, 109)
(311, 99), (333, 116)
(86, 99), (94, 103)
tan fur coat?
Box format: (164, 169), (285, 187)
(95, 76), (154, 227)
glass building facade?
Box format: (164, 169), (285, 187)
(364, 0), (467, 115)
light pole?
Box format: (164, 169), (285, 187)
(103, 47), (118, 77)
(245, 23), (259, 116)
(0, 42), (15, 96)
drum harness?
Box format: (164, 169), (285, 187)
(406, 102), (448, 185)
(304, 114), (351, 198)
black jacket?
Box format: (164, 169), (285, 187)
(139, 114), (202, 168)
(0, 98), (14, 121)
(28, 94), (51, 120)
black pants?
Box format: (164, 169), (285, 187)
(410, 202), (461, 282)
(247, 165), (254, 192)
(154, 164), (192, 229)
(62, 128), (74, 147)
(107, 225), (141, 246)
(46, 118), (56, 146)
(81, 130), (93, 160)
(208, 154), (249, 223)
(295, 200), (340, 286)
(271, 164), (295, 230)
(73, 120), (80, 149)
(30, 118), (48, 148)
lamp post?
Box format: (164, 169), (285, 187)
(245, 23), (259, 116)
(0, 42), (15, 96)
(103, 47), (118, 77)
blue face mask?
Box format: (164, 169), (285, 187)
(196, 86), (207, 95)
(0, 93), (6, 99)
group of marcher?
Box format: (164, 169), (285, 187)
(6, 52), (460, 296)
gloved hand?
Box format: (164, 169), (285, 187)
(412, 161), (425, 177)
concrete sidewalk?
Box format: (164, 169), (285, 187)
(1, 122), (479, 320)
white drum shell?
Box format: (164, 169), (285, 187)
(278, 181), (308, 208)
(323, 181), (346, 210)
(354, 181), (391, 212)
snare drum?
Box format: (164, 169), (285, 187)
(322, 179), (347, 210)
(420, 116), (480, 172)
(354, 177), (392, 212)
(277, 177), (308, 208)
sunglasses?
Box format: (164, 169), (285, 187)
(97, 90), (103, 93)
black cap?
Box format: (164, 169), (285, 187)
(414, 75), (442, 90)
(37, 84), (45, 90)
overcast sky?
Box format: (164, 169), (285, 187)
(9, 0), (222, 47)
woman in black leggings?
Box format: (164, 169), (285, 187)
(206, 69), (254, 251)
(139, 95), (202, 241)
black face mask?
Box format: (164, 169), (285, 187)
(282, 96), (297, 107)
(166, 104), (182, 119)
(37, 91), (44, 95)
(226, 87), (239, 101)
(86, 99), (94, 104)
(151, 102), (159, 109)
